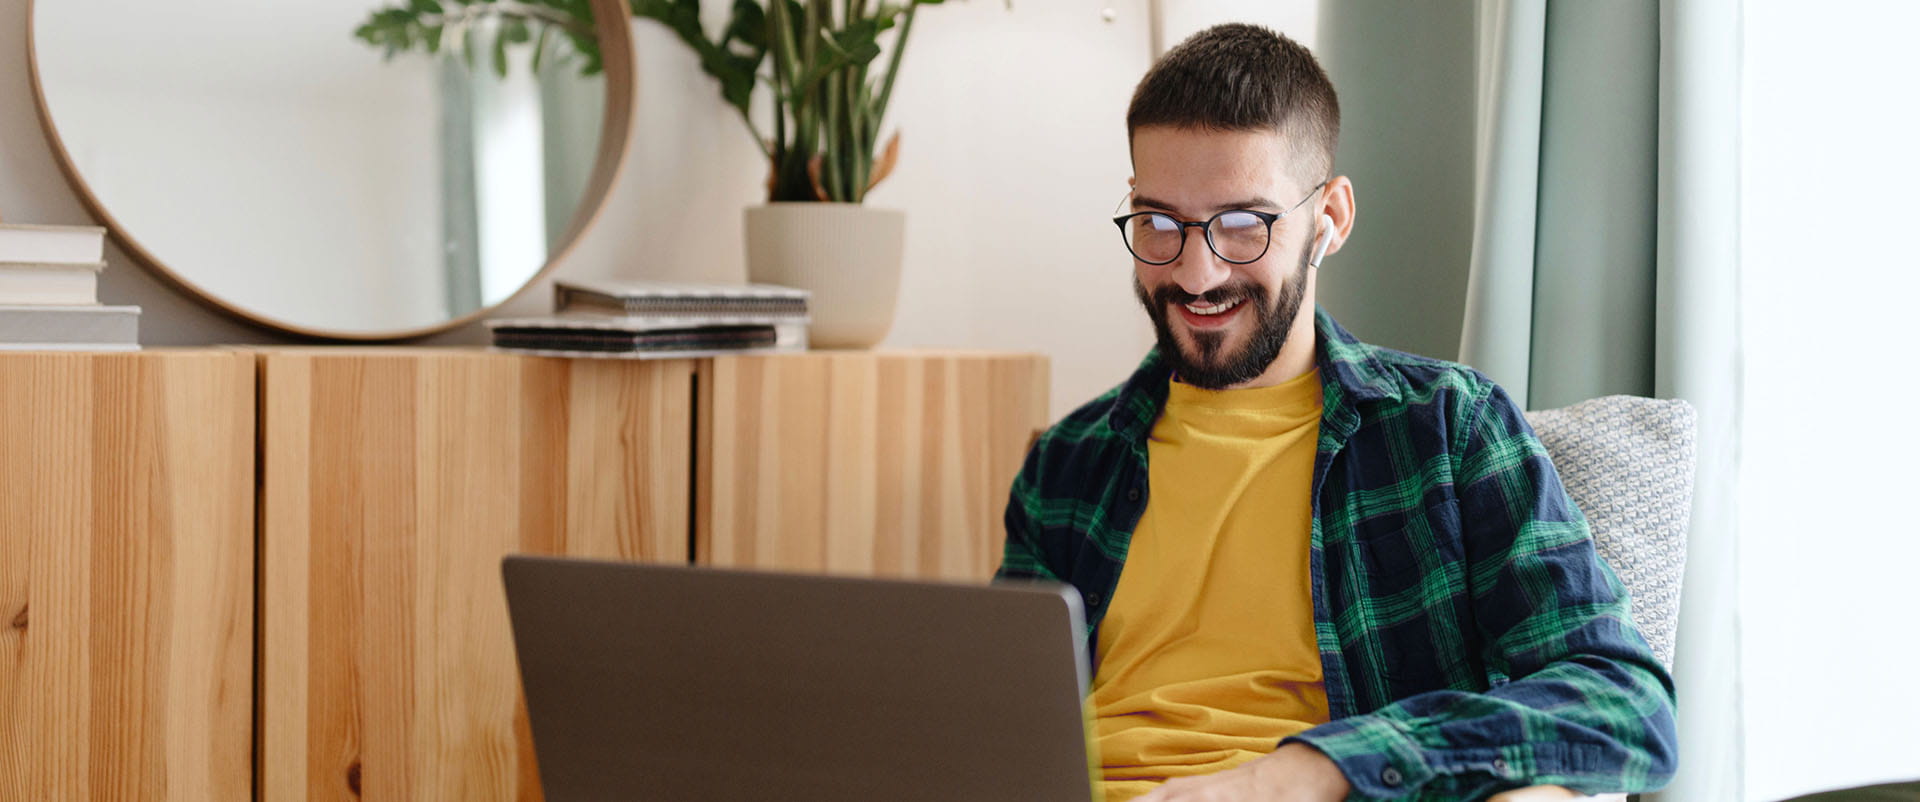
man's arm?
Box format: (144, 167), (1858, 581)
(1282, 382), (1679, 799)
(995, 443), (1060, 582)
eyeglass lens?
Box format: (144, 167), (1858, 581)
(1124, 211), (1270, 264)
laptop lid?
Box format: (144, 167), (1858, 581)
(502, 556), (1096, 802)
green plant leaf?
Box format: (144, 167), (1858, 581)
(705, 52), (760, 116)
(353, 0), (606, 77)
(503, 17), (531, 43)
(725, 0), (768, 50)
(354, 0), (1008, 199)
(492, 26), (510, 76)
(530, 23), (550, 71)
(789, 20), (883, 97)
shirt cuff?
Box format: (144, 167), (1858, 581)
(1283, 715), (1436, 799)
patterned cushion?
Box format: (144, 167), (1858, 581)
(1525, 395), (1697, 670)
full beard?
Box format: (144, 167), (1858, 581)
(1134, 239), (1312, 390)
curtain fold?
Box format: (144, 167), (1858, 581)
(1650, 1), (1744, 800)
(1461, 1), (1661, 409)
(1458, 0), (1545, 402)
(1525, 0), (1660, 409)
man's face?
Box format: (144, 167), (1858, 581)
(1128, 126), (1320, 390)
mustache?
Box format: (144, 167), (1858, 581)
(1143, 281), (1268, 309)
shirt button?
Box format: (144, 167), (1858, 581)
(1381, 767), (1403, 786)
(1126, 487), (1141, 502)
(1492, 759), (1509, 775)
(1085, 593), (1102, 607)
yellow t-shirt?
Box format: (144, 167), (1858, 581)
(1090, 369), (1330, 802)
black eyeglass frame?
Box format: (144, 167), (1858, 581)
(1112, 180), (1329, 266)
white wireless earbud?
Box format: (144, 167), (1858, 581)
(1309, 214), (1337, 267)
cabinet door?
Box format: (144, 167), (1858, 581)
(0, 351), (255, 801)
(697, 352), (1049, 580)
(258, 351), (692, 802)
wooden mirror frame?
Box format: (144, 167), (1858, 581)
(25, 0), (636, 341)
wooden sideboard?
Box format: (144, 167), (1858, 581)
(256, 350), (696, 802)
(0, 347), (1047, 801)
(698, 353), (1047, 580)
(0, 351), (255, 801)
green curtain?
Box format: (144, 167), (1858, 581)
(1461, 0), (1660, 411)
(1317, 2), (1743, 800)
(1313, 2), (1479, 362)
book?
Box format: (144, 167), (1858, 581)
(0, 261), (104, 305)
(0, 304), (140, 347)
(554, 279), (809, 320)
(0, 223), (107, 265)
(485, 314), (806, 359)
(493, 325), (779, 353)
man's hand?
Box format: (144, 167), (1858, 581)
(1134, 743), (1351, 802)
(1487, 786), (1582, 801)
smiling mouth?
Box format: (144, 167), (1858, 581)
(1183, 298), (1243, 316)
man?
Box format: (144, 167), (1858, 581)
(996, 24), (1677, 802)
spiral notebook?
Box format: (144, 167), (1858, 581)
(488, 279), (810, 358)
(552, 279), (809, 320)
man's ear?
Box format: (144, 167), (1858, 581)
(1318, 175), (1357, 259)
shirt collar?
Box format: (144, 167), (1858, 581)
(1106, 306), (1403, 444)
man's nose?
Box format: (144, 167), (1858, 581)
(1168, 237), (1233, 297)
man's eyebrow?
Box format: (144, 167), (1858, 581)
(1129, 195), (1281, 215)
(1214, 197), (1280, 212)
(1128, 194), (1180, 213)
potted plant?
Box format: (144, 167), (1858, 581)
(357, 0), (1007, 348)
(649, 0), (1010, 348)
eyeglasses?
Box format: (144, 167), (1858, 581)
(1112, 181), (1327, 266)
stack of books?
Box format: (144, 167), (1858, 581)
(486, 279), (809, 358)
(0, 223), (140, 351)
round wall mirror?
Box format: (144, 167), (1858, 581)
(28, 0), (634, 340)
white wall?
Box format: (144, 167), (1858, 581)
(1739, 2), (1920, 799)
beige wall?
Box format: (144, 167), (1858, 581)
(0, 1), (1189, 420)
(1158, 0), (1317, 53)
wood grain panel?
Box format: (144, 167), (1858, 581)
(258, 350), (692, 802)
(697, 352), (1049, 581)
(0, 350), (255, 801)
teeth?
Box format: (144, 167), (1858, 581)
(1183, 298), (1242, 316)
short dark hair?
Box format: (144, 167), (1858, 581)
(1126, 23), (1341, 184)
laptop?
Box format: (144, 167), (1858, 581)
(502, 556), (1099, 802)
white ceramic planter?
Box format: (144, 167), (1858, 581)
(744, 202), (905, 350)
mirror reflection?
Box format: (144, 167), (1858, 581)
(33, 0), (606, 334)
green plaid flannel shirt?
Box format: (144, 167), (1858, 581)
(997, 308), (1678, 800)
